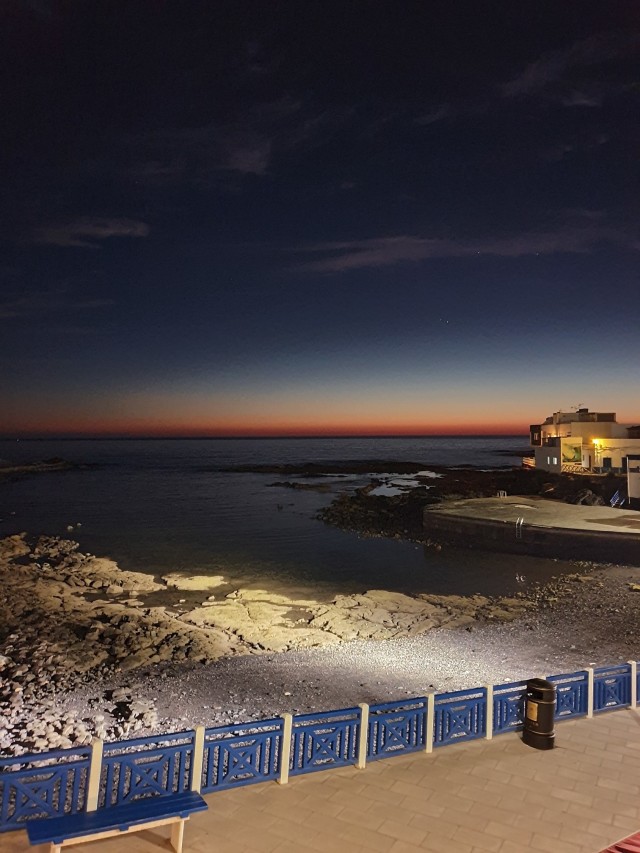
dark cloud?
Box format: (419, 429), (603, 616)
(415, 105), (456, 126)
(127, 98), (355, 187)
(0, 288), (114, 320)
(501, 31), (639, 99)
(33, 218), (150, 248)
(290, 222), (636, 273)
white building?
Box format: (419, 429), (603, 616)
(529, 408), (640, 474)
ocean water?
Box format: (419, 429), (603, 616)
(0, 436), (570, 597)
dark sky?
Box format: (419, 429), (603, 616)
(1, 1), (638, 436)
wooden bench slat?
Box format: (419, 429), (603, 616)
(26, 791), (207, 845)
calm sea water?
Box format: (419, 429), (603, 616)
(0, 437), (570, 597)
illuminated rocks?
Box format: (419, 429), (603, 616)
(0, 532), (533, 754)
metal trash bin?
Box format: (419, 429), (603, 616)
(522, 678), (556, 750)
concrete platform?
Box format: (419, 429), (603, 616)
(3, 709), (640, 853)
(428, 496), (640, 535)
(424, 496), (640, 564)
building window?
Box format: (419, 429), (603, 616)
(603, 457), (612, 469)
(552, 457), (558, 465)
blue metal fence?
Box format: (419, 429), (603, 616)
(492, 680), (527, 734)
(549, 671), (589, 719)
(367, 697), (427, 760)
(202, 718), (282, 792)
(434, 687), (487, 746)
(100, 731), (195, 808)
(1, 659), (639, 833)
(0, 746), (90, 830)
(594, 664), (631, 713)
(289, 708), (360, 776)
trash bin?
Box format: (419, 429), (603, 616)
(522, 678), (556, 750)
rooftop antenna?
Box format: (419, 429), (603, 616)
(572, 403), (583, 411)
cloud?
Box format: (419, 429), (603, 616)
(34, 217), (150, 248)
(0, 289), (114, 320)
(559, 89), (604, 108)
(415, 104), (457, 126)
(289, 223), (635, 273)
(501, 32), (639, 99)
(128, 99), (354, 187)
(415, 31), (638, 129)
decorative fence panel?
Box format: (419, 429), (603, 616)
(434, 688), (487, 746)
(0, 747), (90, 833)
(201, 718), (283, 792)
(594, 664), (631, 713)
(549, 671), (589, 719)
(100, 731), (195, 808)
(367, 698), (427, 760)
(492, 680), (527, 734)
(289, 708), (360, 776)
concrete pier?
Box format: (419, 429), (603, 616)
(424, 495), (640, 564)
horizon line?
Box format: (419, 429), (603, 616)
(0, 432), (529, 441)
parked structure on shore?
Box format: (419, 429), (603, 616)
(529, 407), (640, 475)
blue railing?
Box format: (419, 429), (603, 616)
(0, 746), (90, 828)
(492, 680), (527, 734)
(367, 697), (427, 760)
(202, 718), (282, 792)
(435, 687), (486, 746)
(100, 730), (195, 808)
(594, 664), (631, 713)
(1, 659), (639, 833)
(549, 671), (589, 719)
(289, 708), (360, 776)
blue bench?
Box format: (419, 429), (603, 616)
(26, 791), (208, 853)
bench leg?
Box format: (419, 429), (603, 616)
(170, 818), (185, 853)
(49, 844), (61, 853)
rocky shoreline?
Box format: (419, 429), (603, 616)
(1, 532), (538, 756)
(0, 460), (636, 760)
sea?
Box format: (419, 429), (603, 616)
(0, 436), (571, 598)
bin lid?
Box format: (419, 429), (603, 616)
(526, 677), (556, 698)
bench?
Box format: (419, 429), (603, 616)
(26, 791), (208, 853)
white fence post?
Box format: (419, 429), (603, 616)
(587, 667), (594, 718)
(278, 714), (293, 785)
(86, 738), (103, 812)
(629, 661), (637, 709)
(425, 694), (435, 753)
(485, 685), (493, 740)
(190, 726), (205, 793)
(357, 704), (369, 769)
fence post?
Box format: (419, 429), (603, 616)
(86, 738), (103, 812)
(629, 661), (637, 709)
(190, 726), (205, 793)
(485, 685), (493, 740)
(587, 668), (594, 718)
(278, 714), (293, 785)
(357, 704), (369, 769)
(425, 693), (435, 753)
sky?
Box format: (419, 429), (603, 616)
(1, 1), (638, 437)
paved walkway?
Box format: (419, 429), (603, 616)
(3, 709), (640, 853)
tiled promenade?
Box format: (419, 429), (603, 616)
(3, 709), (640, 853)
